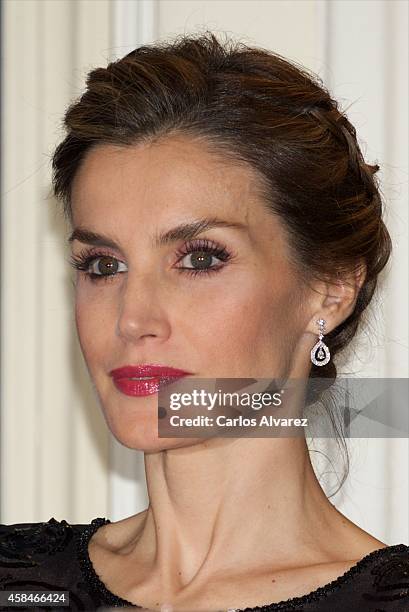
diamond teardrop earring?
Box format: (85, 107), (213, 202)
(310, 318), (331, 366)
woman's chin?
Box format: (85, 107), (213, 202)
(110, 426), (205, 453)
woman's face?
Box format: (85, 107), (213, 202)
(70, 135), (312, 452)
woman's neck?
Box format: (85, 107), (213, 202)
(124, 436), (355, 599)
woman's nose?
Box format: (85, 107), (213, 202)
(115, 272), (171, 344)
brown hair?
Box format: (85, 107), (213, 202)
(51, 31), (392, 493)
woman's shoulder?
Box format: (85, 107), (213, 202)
(0, 516), (110, 565)
(358, 543), (409, 609)
(0, 516), (111, 611)
(0, 517), (75, 561)
(281, 543), (409, 612)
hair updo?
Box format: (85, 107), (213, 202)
(51, 31), (392, 494)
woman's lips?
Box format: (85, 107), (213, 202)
(112, 376), (187, 397)
(109, 364), (192, 397)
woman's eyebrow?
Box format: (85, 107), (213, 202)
(68, 217), (247, 249)
(152, 217), (247, 246)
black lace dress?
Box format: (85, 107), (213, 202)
(0, 517), (408, 611)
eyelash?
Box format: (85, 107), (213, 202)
(68, 238), (232, 283)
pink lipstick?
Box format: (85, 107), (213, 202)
(109, 364), (192, 397)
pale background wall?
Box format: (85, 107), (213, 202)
(1, 0), (408, 545)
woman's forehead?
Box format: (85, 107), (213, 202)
(72, 137), (261, 204)
(70, 139), (270, 233)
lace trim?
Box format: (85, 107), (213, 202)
(74, 517), (409, 611)
(74, 517), (141, 608)
(237, 543), (409, 611)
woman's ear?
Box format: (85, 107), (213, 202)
(306, 261), (367, 335)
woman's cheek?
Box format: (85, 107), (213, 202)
(74, 285), (109, 355)
(185, 273), (261, 350)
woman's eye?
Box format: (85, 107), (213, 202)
(69, 252), (127, 282)
(88, 256), (127, 277)
(178, 251), (221, 270)
(174, 240), (231, 277)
